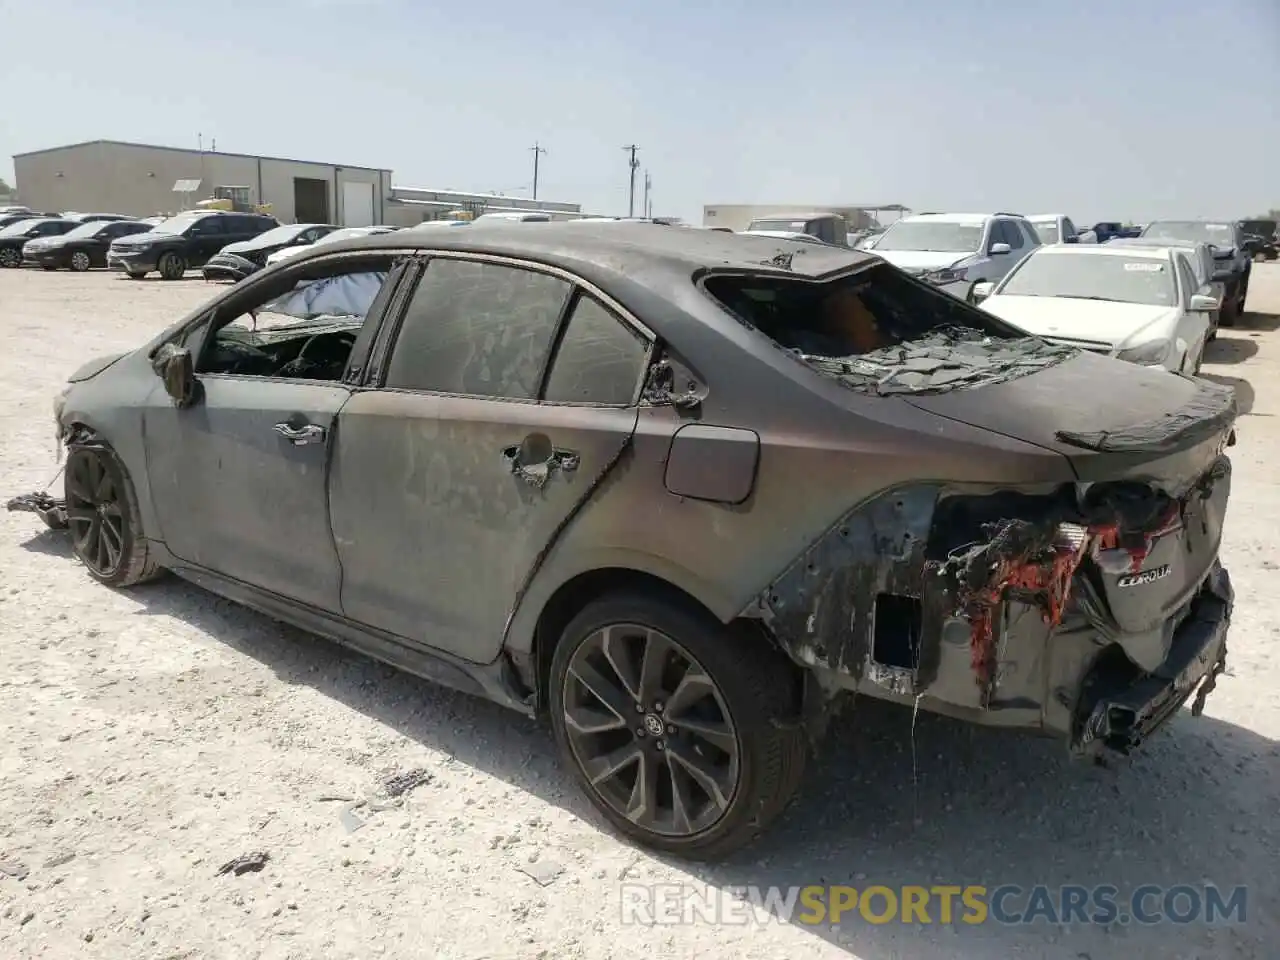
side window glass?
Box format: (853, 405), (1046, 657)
(1019, 222), (1039, 246)
(543, 294), (650, 405)
(1001, 221), (1024, 249)
(988, 222), (1007, 251)
(1175, 256), (1198, 298)
(384, 259), (570, 399)
(1063, 218), (1077, 238)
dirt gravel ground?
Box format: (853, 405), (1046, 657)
(1, 266), (1278, 960)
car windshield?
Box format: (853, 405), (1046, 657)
(0, 219), (53, 237)
(250, 224), (312, 245)
(64, 221), (117, 239)
(872, 220), (983, 252)
(1031, 221), (1060, 243)
(747, 220), (813, 233)
(149, 214), (207, 235)
(1142, 221), (1235, 249)
(999, 251), (1177, 306)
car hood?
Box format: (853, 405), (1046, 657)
(266, 244), (309, 265)
(67, 351), (129, 382)
(980, 295), (1178, 348)
(873, 249), (972, 272)
(902, 348), (1236, 485)
(220, 235), (291, 255)
(112, 231), (174, 246)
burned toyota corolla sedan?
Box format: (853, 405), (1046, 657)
(8, 224), (1235, 859)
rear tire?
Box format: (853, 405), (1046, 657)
(64, 443), (162, 588)
(69, 251), (92, 272)
(158, 252), (187, 281)
(549, 590), (807, 860)
(0, 247), (20, 268)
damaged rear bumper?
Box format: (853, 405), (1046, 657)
(1074, 564), (1231, 758)
(6, 492), (67, 530)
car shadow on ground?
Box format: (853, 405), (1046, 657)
(16, 540), (1269, 960)
(1200, 373), (1256, 416)
(1204, 335), (1258, 364)
(1230, 308), (1280, 334)
(115, 272), (208, 283)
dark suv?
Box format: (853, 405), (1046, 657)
(107, 210), (279, 280)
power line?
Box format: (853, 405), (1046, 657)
(529, 142), (547, 201)
(622, 145), (640, 217)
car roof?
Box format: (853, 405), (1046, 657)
(1035, 242), (1171, 259)
(312, 220), (876, 281)
(1144, 218), (1233, 228)
(898, 212), (996, 225)
(1027, 214), (1065, 221)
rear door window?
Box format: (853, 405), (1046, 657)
(383, 258), (571, 399)
(543, 294), (650, 404)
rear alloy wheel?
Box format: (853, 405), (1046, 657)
(69, 251), (92, 272)
(158, 252), (187, 281)
(550, 592), (807, 859)
(0, 247), (20, 268)
(64, 445), (161, 587)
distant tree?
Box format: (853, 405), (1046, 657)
(0, 177), (11, 194)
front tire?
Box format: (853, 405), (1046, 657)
(549, 591), (807, 860)
(0, 247), (20, 268)
(64, 444), (162, 588)
(158, 252), (187, 281)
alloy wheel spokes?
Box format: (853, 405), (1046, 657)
(66, 452), (121, 575)
(562, 622), (741, 837)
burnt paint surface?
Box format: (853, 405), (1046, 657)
(663, 424), (760, 504)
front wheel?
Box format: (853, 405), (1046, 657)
(549, 591), (807, 860)
(64, 444), (162, 588)
(158, 252), (187, 281)
(0, 247), (20, 268)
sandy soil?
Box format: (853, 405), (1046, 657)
(1, 266), (1277, 960)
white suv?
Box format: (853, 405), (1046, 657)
(865, 212), (1041, 285)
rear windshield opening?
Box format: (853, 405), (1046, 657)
(703, 263), (1013, 358)
(703, 264), (1079, 396)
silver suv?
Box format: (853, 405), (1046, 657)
(866, 212), (1041, 285)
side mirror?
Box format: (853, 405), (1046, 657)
(971, 281), (995, 303)
(989, 242), (1011, 255)
(1190, 290), (1221, 312)
(151, 343), (198, 408)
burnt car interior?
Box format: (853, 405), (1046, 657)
(193, 254), (396, 381)
(704, 263), (1017, 357)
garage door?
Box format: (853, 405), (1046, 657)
(341, 181), (375, 227)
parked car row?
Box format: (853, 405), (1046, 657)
(0, 210), (150, 269)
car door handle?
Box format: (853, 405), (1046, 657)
(274, 422), (326, 445)
(501, 439), (579, 488)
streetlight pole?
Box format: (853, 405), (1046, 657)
(622, 145), (640, 217)
(643, 170), (652, 219)
(530, 142), (547, 201)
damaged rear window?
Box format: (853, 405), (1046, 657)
(703, 263), (1080, 396)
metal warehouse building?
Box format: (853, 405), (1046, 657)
(12, 139), (583, 226)
(14, 140), (393, 226)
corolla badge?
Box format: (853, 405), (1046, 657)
(1117, 564), (1171, 588)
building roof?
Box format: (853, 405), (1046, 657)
(11, 139), (391, 174)
(318, 220), (876, 280)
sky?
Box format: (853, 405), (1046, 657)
(0, 0), (1276, 224)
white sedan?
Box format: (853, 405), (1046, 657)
(972, 243), (1219, 375)
(265, 225), (400, 266)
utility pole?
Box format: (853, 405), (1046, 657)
(529, 142), (547, 200)
(643, 170), (652, 219)
(622, 145), (640, 217)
